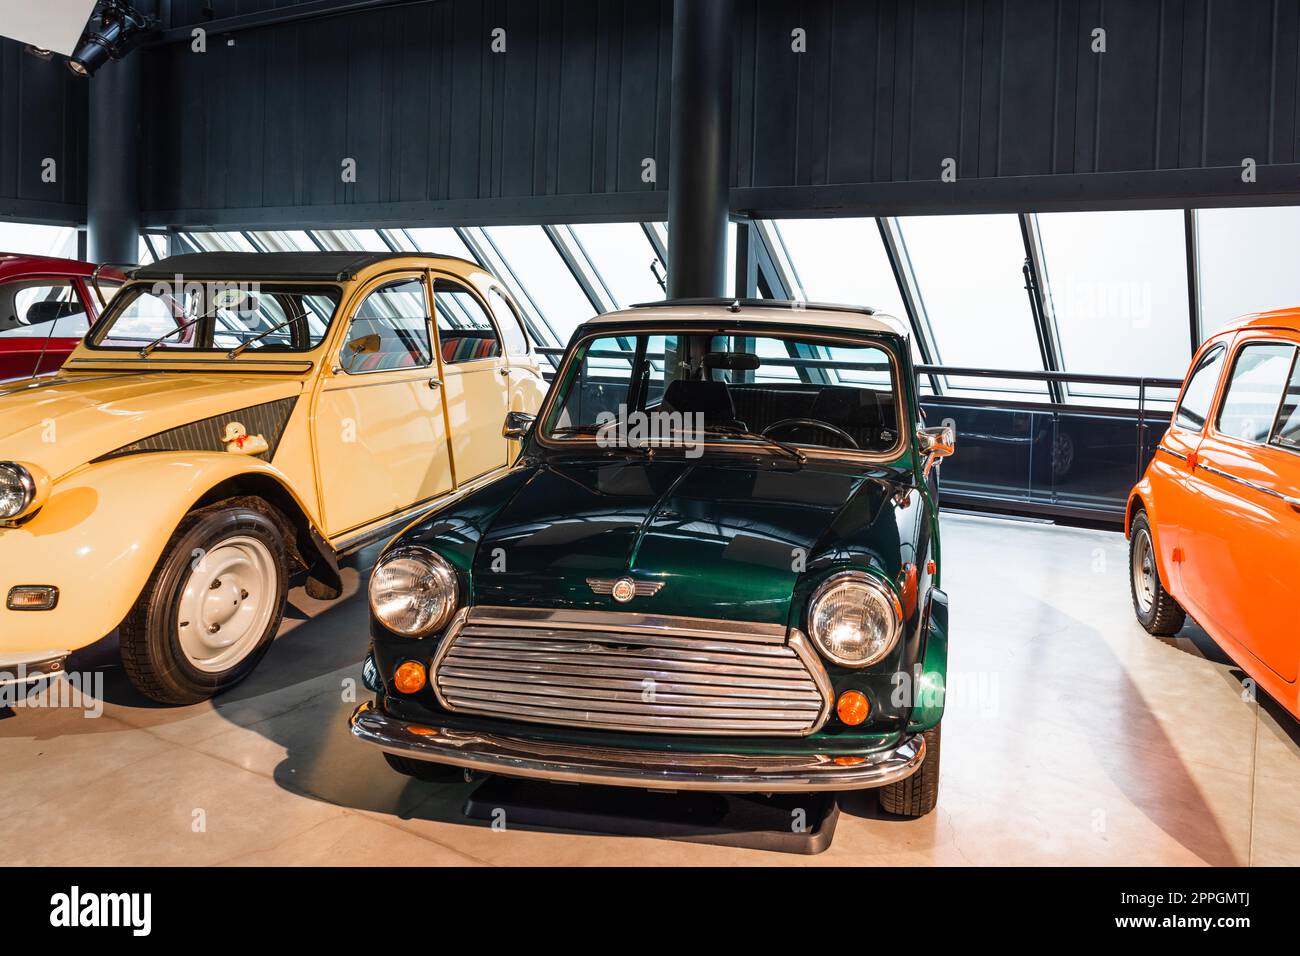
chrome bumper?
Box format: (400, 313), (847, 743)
(349, 701), (926, 793)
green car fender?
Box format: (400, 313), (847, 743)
(905, 587), (949, 732)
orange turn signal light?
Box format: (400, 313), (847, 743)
(393, 661), (427, 695)
(836, 690), (870, 726)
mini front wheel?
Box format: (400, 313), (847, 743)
(119, 501), (288, 705)
(382, 752), (466, 783)
(879, 723), (941, 818)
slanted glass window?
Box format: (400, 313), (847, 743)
(1270, 352), (1300, 452)
(568, 223), (665, 308)
(342, 279), (432, 372)
(898, 213), (1046, 396)
(482, 226), (594, 344)
(1197, 207), (1300, 334)
(1036, 210), (1191, 390)
(402, 228), (478, 262)
(770, 219), (908, 321)
(1174, 344), (1226, 431)
(185, 231), (257, 252)
(314, 229), (388, 252)
(0, 280), (88, 338)
(249, 231), (317, 252)
(1216, 343), (1297, 443)
(0, 222), (77, 258)
(433, 281), (500, 365)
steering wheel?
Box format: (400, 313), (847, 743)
(762, 418), (859, 449)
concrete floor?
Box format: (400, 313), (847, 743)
(3, 512), (1297, 866)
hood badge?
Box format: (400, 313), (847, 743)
(222, 421), (270, 456)
(587, 576), (665, 603)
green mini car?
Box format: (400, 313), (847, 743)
(350, 299), (954, 817)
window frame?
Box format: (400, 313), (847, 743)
(1172, 342), (1228, 434)
(430, 276), (503, 367)
(337, 274), (436, 377)
(1209, 337), (1300, 454)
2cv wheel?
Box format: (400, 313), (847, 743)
(119, 501), (288, 705)
(878, 723), (941, 818)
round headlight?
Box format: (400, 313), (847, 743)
(369, 546), (458, 637)
(0, 462), (37, 521)
(806, 570), (903, 667)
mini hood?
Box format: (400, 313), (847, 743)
(472, 456), (904, 625)
(0, 372), (304, 478)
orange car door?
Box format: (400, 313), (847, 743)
(1183, 337), (1300, 683)
(1152, 342), (1229, 602)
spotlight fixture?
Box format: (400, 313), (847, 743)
(66, 1), (156, 78)
(23, 45), (55, 61)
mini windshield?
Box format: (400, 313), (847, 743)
(89, 281), (342, 353)
(543, 330), (902, 455)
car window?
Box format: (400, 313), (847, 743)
(0, 279), (88, 336)
(487, 287), (529, 356)
(1267, 349), (1300, 452)
(1216, 343), (1297, 443)
(93, 283), (340, 350)
(341, 278), (433, 373)
(1174, 344), (1226, 431)
(434, 281), (501, 365)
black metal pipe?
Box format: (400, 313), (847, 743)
(666, 0), (734, 299)
(86, 52), (142, 264)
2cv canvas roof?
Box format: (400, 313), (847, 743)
(130, 251), (481, 282)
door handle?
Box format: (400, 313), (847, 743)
(429, 378), (442, 390)
(497, 367), (511, 377)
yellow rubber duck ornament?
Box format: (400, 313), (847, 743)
(222, 421), (270, 456)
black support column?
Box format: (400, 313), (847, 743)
(666, 0), (734, 299)
(86, 54), (142, 264)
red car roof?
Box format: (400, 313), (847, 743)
(0, 253), (127, 281)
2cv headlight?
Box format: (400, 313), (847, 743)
(0, 462), (47, 521)
(807, 570), (903, 667)
(369, 546), (458, 637)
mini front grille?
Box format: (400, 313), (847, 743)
(431, 607), (831, 736)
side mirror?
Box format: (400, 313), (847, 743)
(917, 425), (956, 477)
(503, 410), (536, 440)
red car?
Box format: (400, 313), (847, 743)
(0, 254), (126, 383)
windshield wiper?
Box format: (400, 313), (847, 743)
(138, 312), (207, 358)
(227, 310), (308, 359)
(702, 427), (806, 464)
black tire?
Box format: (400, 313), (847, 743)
(119, 501), (288, 705)
(1129, 511), (1186, 636)
(879, 723), (941, 818)
(382, 751), (465, 783)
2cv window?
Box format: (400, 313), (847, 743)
(433, 281), (501, 365)
(340, 278), (433, 373)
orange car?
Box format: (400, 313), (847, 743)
(1128, 309), (1300, 719)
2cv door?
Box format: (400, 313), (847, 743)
(313, 274), (454, 537)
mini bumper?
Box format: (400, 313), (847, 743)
(349, 701), (926, 793)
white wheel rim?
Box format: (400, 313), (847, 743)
(176, 535), (278, 673)
(1132, 528), (1157, 615)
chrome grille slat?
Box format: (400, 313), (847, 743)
(439, 673), (821, 698)
(445, 642), (807, 670)
(431, 607), (832, 736)
(455, 629), (798, 657)
(437, 663), (819, 692)
(444, 681), (822, 709)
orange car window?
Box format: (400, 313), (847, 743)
(1174, 344), (1226, 431)
(1217, 343), (1297, 443)
(1270, 351), (1300, 452)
